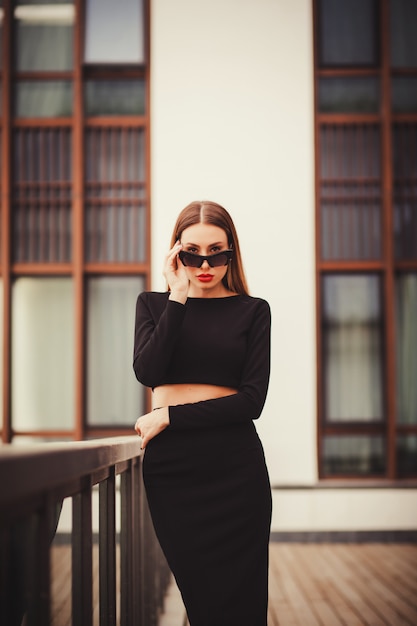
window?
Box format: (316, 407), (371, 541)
(1, 1), (150, 442)
(314, 0), (417, 478)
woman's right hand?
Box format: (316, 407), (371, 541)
(163, 241), (189, 303)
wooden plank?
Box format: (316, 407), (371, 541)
(51, 545), (72, 626)
(280, 544), (345, 626)
(338, 545), (417, 623)
(298, 544), (371, 625)
(317, 544), (393, 625)
(278, 544), (329, 626)
(364, 544), (417, 585)
(269, 544), (308, 625)
(51, 544), (100, 626)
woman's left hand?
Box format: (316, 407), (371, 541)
(134, 407), (170, 449)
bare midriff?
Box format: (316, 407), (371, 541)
(152, 383), (238, 408)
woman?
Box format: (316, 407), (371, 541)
(133, 200), (271, 626)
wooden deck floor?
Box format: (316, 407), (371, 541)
(51, 542), (417, 626)
(267, 543), (417, 626)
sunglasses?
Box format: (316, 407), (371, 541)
(178, 249), (233, 268)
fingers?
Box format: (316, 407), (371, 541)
(134, 407), (169, 450)
(134, 419), (145, 448)
(172, 240), (182, 254)
(165, 241), (182, 268)
(163, 242), (189, 299)
(135, 416), (152, 450)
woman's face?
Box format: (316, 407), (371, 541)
(179, 222), (231, 297)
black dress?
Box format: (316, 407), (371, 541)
(133, 292), (272, 626)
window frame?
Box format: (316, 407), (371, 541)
(313, 0), (417, 480)
(1, 0), (151, 442)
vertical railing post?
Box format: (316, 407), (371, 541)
(120, 461), (133, 625)
(131, 455), (142, 625)
(99, 467), (116, 626)
(0, 519), (32, 626)
(138, 458), (146, 626)
(72, 481), (93, 626)
(143, 489), (158, 626)
(0, 527), (9, 625)
(27, 497), (54, 626)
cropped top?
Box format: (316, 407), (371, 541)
(133, 291), (271, 430)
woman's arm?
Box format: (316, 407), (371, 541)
(133, 241), (189, 387)
(133, 293), (186, 387)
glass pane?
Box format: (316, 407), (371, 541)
(320, 124), (382, 260)
(85, 80), (145, 116)
(85, 127), (146, 263)
(323, 435), (385, 476)
(318, 0), (378, 67)
(390, 0), (417, 68)
(84, 0), (144, 64)
(14, 2), (74, 71)
(397, 436), (417, 476)
(13, 126), (72, 263)
(395, 273), (417, 425)
(322, 274), (384, 422)
(12, 278), (75, 430)
(392, 77), (417, 113)
(87, 277), (145, 426)
(393, 123), (417, 260)
(319, 77), (380, 113)
(15, 80), (73, 117)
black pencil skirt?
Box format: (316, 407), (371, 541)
(142, 421), (272, 626)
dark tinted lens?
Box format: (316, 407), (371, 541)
(207, 252), (229, 267)
(179, 251), (202, 267)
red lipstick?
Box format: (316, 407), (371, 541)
(197, 274), (214, 283)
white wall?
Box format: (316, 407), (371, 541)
(150, 0), (417, 533)
(151, 0), (317, 487)
(272, 489), (417, 532)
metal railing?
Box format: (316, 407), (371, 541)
(0, 436), (171, 626)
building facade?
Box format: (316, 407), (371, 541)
(1, 0), (416, 534)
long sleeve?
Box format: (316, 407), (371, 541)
(168, 298), (271, 429)
(133, 292), (186, 388)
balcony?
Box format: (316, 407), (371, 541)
(0, 436), (169, 626)
(1, 438), (416, 626)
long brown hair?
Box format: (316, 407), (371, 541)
(170, 200), (249, 296)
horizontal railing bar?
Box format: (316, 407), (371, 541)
(0, 493), (46, 525)
(0, 436), (142, 506)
